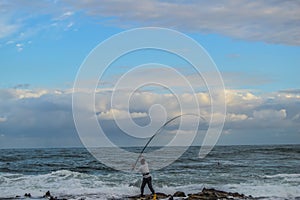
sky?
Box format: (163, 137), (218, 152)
(0, 0), (300, 148)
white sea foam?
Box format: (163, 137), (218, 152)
(263, 173), (300, 184)
(1, 171), (300, 199)
(220, 182), (300, 200)
(264, 173), (300, 179)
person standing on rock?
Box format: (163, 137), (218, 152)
(132, 156), (156, 199)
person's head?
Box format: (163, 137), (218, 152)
(140, 158), (145, 165)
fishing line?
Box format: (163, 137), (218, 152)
(132, 113), (205, 171)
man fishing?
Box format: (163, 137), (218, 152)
(132, 156), (156, 199)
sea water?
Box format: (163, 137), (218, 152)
(0, 145), (299, 200)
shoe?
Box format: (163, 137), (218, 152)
(152, 193), (157, 200)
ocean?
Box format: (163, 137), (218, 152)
(0, 145), (299, 200)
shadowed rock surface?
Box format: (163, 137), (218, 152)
(126, 188), (254, 200)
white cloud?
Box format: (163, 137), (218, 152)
(0, 19), (19, 39)
(277, 92), (300, 100)
(57, 11), (74, 21)
(16, 43), (23, 52)
(1, 87), (300, 148)
(196, 93), (210, 106)
(253, 109), (287, 120)
(98, 109), (147, 120)
(68, 0), (300, 45)
(1, 0), (299, 45)
(225, 90), (262, 109)
(66, 22), (74, 28)
(14, 89), (48, 99)
(227, 113), (248, 122)
(0, 1), (75, 44)
(101, 68), (269, 97)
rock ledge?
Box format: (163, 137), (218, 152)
(126, 188), (254, 200)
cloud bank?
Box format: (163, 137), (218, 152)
(0, 87), (299, 148)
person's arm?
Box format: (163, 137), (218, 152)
(132, 162), (142, 171)
(131, 164), (137, 171)
(131, 154), (144, 170)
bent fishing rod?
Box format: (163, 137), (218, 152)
(131, 113), (205, 171)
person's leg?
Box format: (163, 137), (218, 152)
(140, 178), (147, 196)
(146, 177), (155, 194)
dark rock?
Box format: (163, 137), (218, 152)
(42, 191), (60, 200)
(127, 192), (168, 200)
(44, 190), (51, 197)
(188, 193), (210, 200)
(168, 195), (174, 200)
(156, 192), (169, 199)
(21, 187), (253, 200)
(186, 188), (254, 200)
(173, 191), (186, 197)
(24, 193), (31, 197)
(126, 188), (254, 200)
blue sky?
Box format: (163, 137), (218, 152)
(0, 0), (300, 148)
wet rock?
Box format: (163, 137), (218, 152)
(156, 192), (169, 199)
(44, 191), (51, 197)
(127, 192), (168, 200)
(42, 191), (60, 200)
(173, 191), (186, 197)
(127, 188), (253, 199)
(167, 195), (174, 200)
(24, 193), (31, 198)
(17, 188), (254, 200)
(187, 188), (253, 200)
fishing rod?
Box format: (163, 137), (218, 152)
(132, 113), (205, 171)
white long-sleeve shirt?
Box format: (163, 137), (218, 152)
(138, 162), (151, 178)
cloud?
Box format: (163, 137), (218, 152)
(97, 109), (148, 120)
(15, 43), (24, 51)
(272, 91), (300, 103)
(13, 83), (30, 89)
(1, 87), (300, 148)
(67, 0), (300, 45)
(226, 113), (248, 122)
(0, 0), (76, 45)
(253, 109), (287, 120)
(279, 89), (300, 95)
(0, 19), (19, 39)
(101, 67), (272, 95)
(1, 0), (299, 45)
(55, 11), (74, 21)
(14, 89), (48, 99)
(0, 88), (78, 148)
(225, 89), (262, 109)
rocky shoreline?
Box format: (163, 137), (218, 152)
(4, 188), (254, 200)
(126, 188), (254, 200)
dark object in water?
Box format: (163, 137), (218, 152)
(43, 191), (51, 197)
(24, 193), (31, 197)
